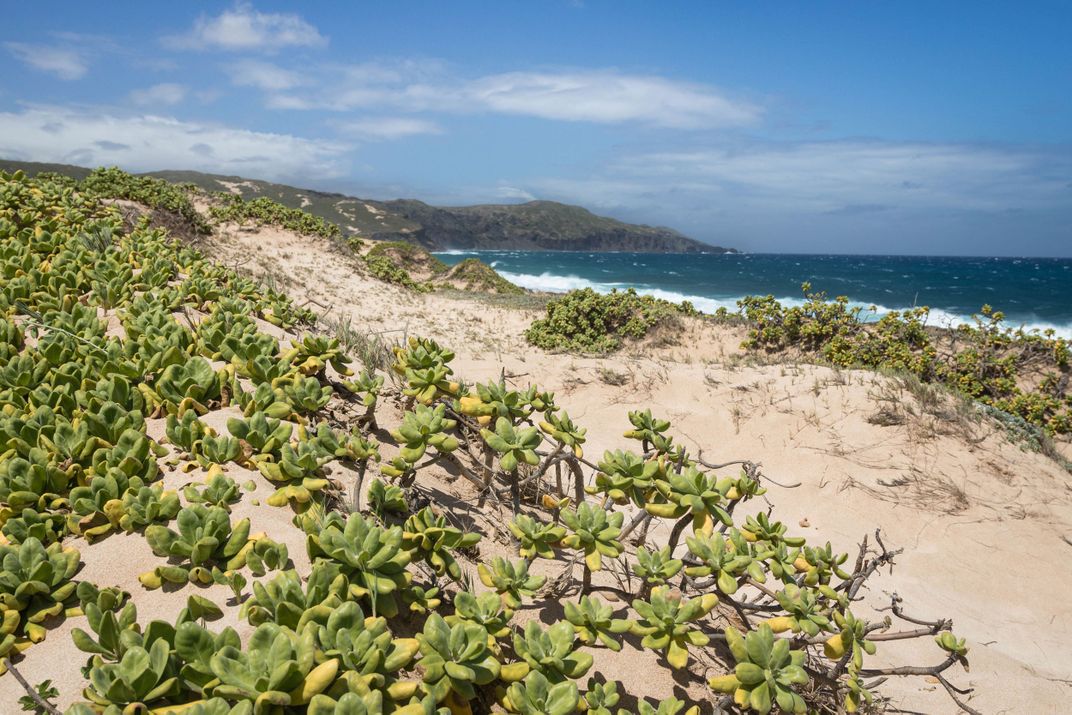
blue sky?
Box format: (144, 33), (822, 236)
(2, 1), (1070, 255)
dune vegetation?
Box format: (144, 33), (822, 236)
(0, 168), (991, 715)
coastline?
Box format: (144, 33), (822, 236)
(435, 249), (1072, 339)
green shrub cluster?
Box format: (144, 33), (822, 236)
(738, 284), (1071, 433)
(363, 242), (447, 292)
(443, 258), (524, 295)
(0, 169), (974, 714)
(79, 167), (211, 235)
(526, 288), (696, 353)
(209, 194), (342, 240)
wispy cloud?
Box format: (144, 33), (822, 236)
(0, 104), (349, 180)
(518, 140), (1072, 252)
(467, 71), (759, 128)
(227, 59), (304, 91)
(129, 83), (187, 106)
(165, 2), (327, 52)
(336, 117), (443, 140)
(263, 61), (760, 129)
(4, 42), (88, 80)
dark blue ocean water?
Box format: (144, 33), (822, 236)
(434, 251), (1072, 338)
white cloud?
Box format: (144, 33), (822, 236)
(607, 141), (1070, 212)
(492, 185), (537, 202)
(467, 71), (759, 128)
(4, 42), (88, 80)
(519, 140), (1072, 252)
(0, 105), (349, 180)
(165, 2), (326, 52)
(337, 117), (442, 140)
(129, 83), (187, 106)
(228, 60), (303, 90)
(263, 61), (760, 129)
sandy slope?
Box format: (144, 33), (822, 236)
(3, 219), (1069, 713)
(198, 223), (1072, 713)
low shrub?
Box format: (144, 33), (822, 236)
(526, 288), (696, 353)
(739, 285), (1071, 434)
(209, 194), (342, 239)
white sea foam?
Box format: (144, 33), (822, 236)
(498, 270), (1072, 339)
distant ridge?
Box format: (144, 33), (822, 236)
(0, 159), (734, 254)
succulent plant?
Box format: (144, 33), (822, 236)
(140, 505), (251, 589)
(630, 586), (717, 669)
(647, 466), (730, 535)
(477, 557), (546, 609)
(113, 484), (181, 533)
(769, 584), (832, 636)
(536, 411), (586, 458)
(402, 507), (480, 581)
(226, 411), (293, 457)
(284, 334), (352, 376)
(684, 533), (761, 595)
(392, 337), (458, 404)
(308, 513), (412, 618)
(392, 404), (460, 465)
(623, 409), (673, 451)
(183, 473), (241, 510)
(141, 356), (230, 415)
(306, 691), (385, 715)
(1, 507), (67, 545)
(170, 619), (243, 696)
(341, 369), (384, 410)
(708, 623), (808, 714)
(80, 639), (182, 710)
(0, 448), (74, 512)
(560, 502), (624, 571)
(165, 410), (212, 455)
(794, 541), (851, 585)
(244, 536), (290, 577)
(446, 590), (513, 639)
(0, 537), (79, 657)
(70, 594), (139, 664)
(403, 585), (442, 615)
(312, 422), (380, 463)
(512, 619), (592, 683)
(636, 697), (700, 715)
(209, 622), (340, 706)
(416, 613), (500, 704)
(634, 545), (683, 586)
(480, 417), (541, 473)
(741, 513), (806, 547)
(196, 433), (243, 468)
(581, 678), (620, 715)
(88, 428), (163, 483)
(241, 561), (347, 629)
(280, 374), (333, 413)
(822, 609), (876, 669)
(590, 450), (661, 506)
(254, 440), (331, 508)
(935, 630), (969, 658)
(233, 354), (296, 387)
(239, 382), (294, 420)
(503, 670), (580, 715)
(563, 595), (631, 651)
(315, 599), (419, 699)
(367, 478), (407, 516)
(459, 379), (533, 425)
(508, 514), (566, 560)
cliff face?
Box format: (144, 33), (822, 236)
(0, 159), (733, 254)
(371, 199), (733, 253)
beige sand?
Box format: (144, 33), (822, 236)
(4, 218), (1070, 713)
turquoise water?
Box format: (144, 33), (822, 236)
(435, 251), (1072, 338)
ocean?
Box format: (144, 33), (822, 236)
(434, 251), (1072, 338)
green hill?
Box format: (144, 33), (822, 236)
(0, 159), (734, 254)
